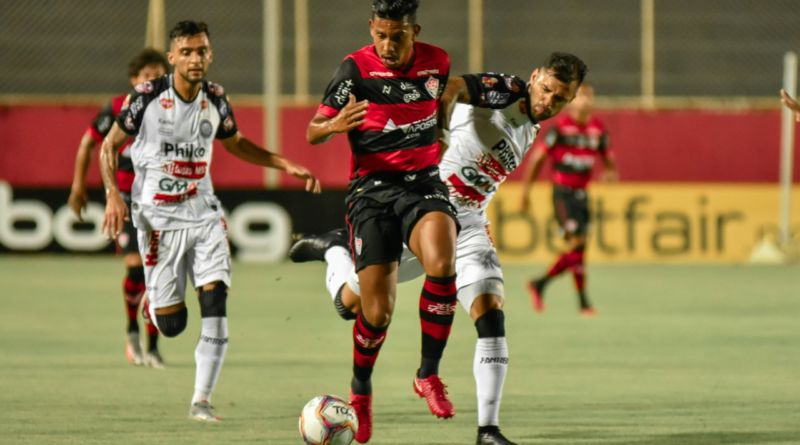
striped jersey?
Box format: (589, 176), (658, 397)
(88, 95), (135, 193)
(317, 42), (449, 178)
(542, 114), (609, 189)
(116, 74), (238, 230)
(440, 73), (540, 223)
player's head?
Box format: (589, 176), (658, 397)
(527, 52), (588, 121)
(369, 0), (421, 70)
(568, 82), (595, 120)
(128, 48), (168, 87)
(168, 20), (212, 84)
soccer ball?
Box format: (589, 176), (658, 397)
(298, 395), (358, 445)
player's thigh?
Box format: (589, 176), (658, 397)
(454, 223), (505, 314)
(348, 197), (404, 272)
(138, 228), (191, 310)
(189, 219), (232, 289)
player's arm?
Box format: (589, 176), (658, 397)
(99, 123), (129, 239)
(780, 89), (800, 122)
(220, 133), (321, 193)
(520, 143), (548, 213)
(436, 76), (470, 153)
(306, 94), (368, 145)
(600, 154), (619, 182)
(68, 131), (98, 221)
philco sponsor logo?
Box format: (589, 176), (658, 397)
(490, 139), (519, 171)
(162, 142), (206, 158)
(160, 98), (174, 109)
(163, 161), (208, 179)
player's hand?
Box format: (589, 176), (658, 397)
(286, 164), (322, 194)
(780, 89), (800, 122)
(68, 187), (88, 221)
(101, 190), (129, 240)
(329, 94), (368, 134)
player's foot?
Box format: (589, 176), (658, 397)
(413, 373), (455, 418)
(144, 350), (166, 369)
(349, 392), (372, 443)
(288, 228), (348, 263)
(526, 280), (545, 313)
(580, 306), (597, 318)
(125, 332), (144, 366)
(188, 400), (221, 422)
(476, 426), (518, 445)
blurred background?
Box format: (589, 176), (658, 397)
(1, 0), (799, 264)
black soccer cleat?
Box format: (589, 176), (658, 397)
(476, 426), (517, 445)
(288, 228), (348, 263)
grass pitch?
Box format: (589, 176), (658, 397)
(1, 256), (798, 444)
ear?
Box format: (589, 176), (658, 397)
(167, 50), (176, 66)
(129, 76), (139, 88)
(207, 48), (214, 64)
(530, 68), (540, 84)
(412, 23), (421, 37)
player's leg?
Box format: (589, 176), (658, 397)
(407, 207), (458, 419)
(121, 249), (145, 365)
(455, 223), (517, 444)
(568, 197), (594, 315)
(188, 219), (232, 422)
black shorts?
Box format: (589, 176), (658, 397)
(116, 193), (140, 255)
(552, 185), (590, 236)
(346, 167), (459, 271)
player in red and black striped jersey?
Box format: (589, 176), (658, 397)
(306, 1), (457, 442)
(68, 48), (169, 368)
(520, 83), (619, 316)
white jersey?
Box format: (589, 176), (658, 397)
(439, 73), (540, 225)
(116, 74), (238, 231)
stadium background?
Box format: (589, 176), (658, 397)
(1, 0), (799, 262)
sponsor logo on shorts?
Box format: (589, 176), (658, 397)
(145, 230), (160, 266)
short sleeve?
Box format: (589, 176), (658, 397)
(461, 72), (527, 109)
(317, 58), (361, 118)
(116, 79), (161, 136)
(89, 101), (115, 142)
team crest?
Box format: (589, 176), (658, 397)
(160, 98), (174, 109)
(134, 81), (153, 94)
(199, 120), (213, 137)
(223, 116), (234, 131)
(424, 76), (440, 98)
(481, 76), (498, 88)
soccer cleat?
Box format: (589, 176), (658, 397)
(580, 307), (597, 318)
(125, 332), (144, 366)
(476, 427), (518, 445)
(288, 228), (348, 263)
(413, 373), (455, 419)
(349, 392), (372, 443)
(144, 350), (166, 369)
(189, 400), (221, 422)
(526, 280), (545, 313)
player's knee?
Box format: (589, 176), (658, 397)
(424, 258), (456, 277)
(127, 266), (144, 284)
(199, 283), (228, 318)
(474, 308), (505, 338)
(155, 307), (188, 337)
(362, 308), (391, 329)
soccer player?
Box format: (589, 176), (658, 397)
(68, 48), (169, 368)
(780, 88), (800, 121)
(520, 82), (618, 316)
(99, 20), (321, 422)
(293, 52), (588, 445)
(305, 1), (458, 442)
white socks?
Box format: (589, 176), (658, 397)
(473, 337), (509, 427)
(192, 316), (229, 404)
(324, 246), (355, 300)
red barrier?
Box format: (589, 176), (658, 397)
(1, 105), (797, 188)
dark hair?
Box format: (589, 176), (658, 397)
(372, 0), (419, 22)
(544, 52), (588, 85)
(127, 48), (168, 78)
(169, 20), (210, 41)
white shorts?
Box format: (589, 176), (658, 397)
(345, 218), (504, 313)
(138, 219), (231, 310)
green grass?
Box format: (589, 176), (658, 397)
(1, 256), (799, 444)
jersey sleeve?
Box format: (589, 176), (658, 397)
(88, 101), (115, 142)
(317, 58), (361, 118)
(461, 72), (527, 109)
(206, 82), (239, 139)
(116, 79), (161, 136)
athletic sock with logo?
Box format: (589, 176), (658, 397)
(418, 275), (457, 378)
(474, 309), (508, 427)
(352, 314), (388, 395)
(123, 267), (145, 333)
(192, 317), (228, 404)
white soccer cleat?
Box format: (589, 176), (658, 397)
(125, 332), (144, 366)
(144, 350), (166, 369)
(189, 401), (221, 422)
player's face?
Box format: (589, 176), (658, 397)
(568, 84), (595, 115)
(369, 16), (420, 70)
(129, 63), (167, 87)
(527, 68), (579, 121)
(168, 33), (213, 84)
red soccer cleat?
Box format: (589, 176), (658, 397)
(527, 280), (544, 313)
(413, 373), (455, 419)
(349, 392), (372, 443)
(580, 307), (597, 318)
